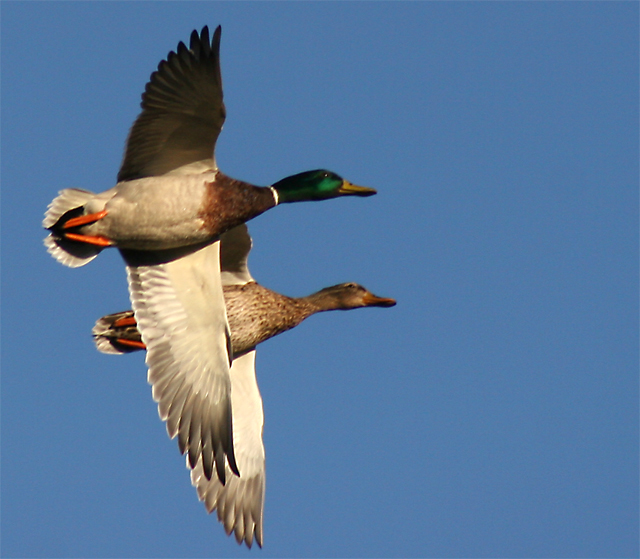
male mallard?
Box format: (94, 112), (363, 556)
(43, 26), (375, 268)
(43, 26), (377, 498)
(92, 225), (396, 548)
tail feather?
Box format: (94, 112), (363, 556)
(43, 188), (95, 228)
(93, 311), (144, 355)
(44, 188), (104, 267)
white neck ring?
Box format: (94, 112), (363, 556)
(269, 186), (279, 206)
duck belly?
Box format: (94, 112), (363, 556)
(96, 174), (215, 250)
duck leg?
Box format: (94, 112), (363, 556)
(93, 311), (146, 353)
(62, 232), (113, 246)
(53, 209), (114, 247)
(111, 316), (147, 349)
(112, 315), (138, 328)
(62, 209), (109, 229)
(113, 338), (147, 350)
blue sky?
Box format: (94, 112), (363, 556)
(2, 2), (638, 558)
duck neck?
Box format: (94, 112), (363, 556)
(200, 173), (277, 236)
(302, 289), (345, 313)
(224, 283), (319, 356)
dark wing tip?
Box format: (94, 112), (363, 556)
(213, 25), (221, 48)
(215, 445), (227, 485)
(188, 25), (221, 59)
(191, 27), (202, 48)
(191, 26), (208, 57)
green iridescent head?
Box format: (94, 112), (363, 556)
(272, 170), (376, 204)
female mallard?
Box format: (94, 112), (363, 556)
(43, 26), (375, 268)
(92, 224), (396, 548)
(43, 26), (377, 509)
(95, 227), (396, 357)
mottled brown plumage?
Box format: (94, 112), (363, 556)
(225, 281), (395, 356)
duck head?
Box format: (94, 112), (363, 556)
(310, 282), (396, 311)
(272, 170), (376, 203)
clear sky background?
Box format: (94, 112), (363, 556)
(2, 2), (638, 558)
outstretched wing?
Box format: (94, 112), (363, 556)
(219, 224), (254, 286)
(190, 350), (265, 548)
(123, 241), (238, 484)
(118, 26), (226, 181)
